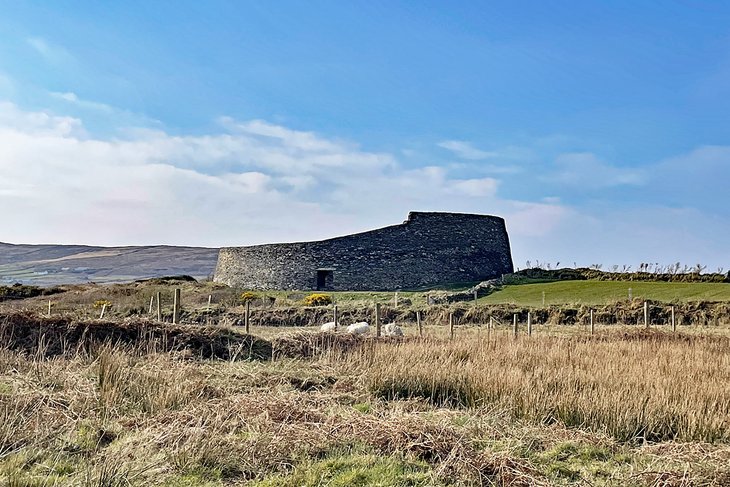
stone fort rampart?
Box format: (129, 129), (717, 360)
(213, 211), (514, 291)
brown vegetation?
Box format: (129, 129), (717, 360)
(510, 266), (730, 283)
(1, 310), (729, 485)
(363, 331), (730, 443)
(0, 311), (271, 360)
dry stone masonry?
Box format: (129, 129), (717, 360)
(214, 211), (514, 291)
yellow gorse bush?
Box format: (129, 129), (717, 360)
(239, 292), (259, 303)
(303, 293), (332, 306)
(93, 299), (112, 309)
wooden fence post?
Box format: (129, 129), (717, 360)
(416, 310), (422, 337)
(394, 292), (398, 307)
(156, 292), (162, 322)
(671, 306), (676, 332)
(644, 301), (649, 328)
(333, 305), (338, 331)
(244, 300), (250, 334)
(628, 288), (632, 300)
(99, 303), (107, 320)
(473, 290), (478, 303)
(527, 312), (532, 336)
(206, 294), (213, 326)
(148, 295), (154, 314)
(375, 303), (381, 337)
(513, 313), (518, 338)
(590, 309), (594, 335)
(488, 316), (493, 341)
(172, 288), (181, 324)
(47, 300), (51, 317)
(449, 313), (454, 340)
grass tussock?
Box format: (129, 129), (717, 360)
(365, 330), (730, 443)
(95, 346), (217, 417)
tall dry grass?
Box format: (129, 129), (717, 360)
(95, 345), (214, 417)
(361, 331), (730, 443)
(2, 325), (730, 485)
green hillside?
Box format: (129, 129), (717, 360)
(481, 280), (730, 306)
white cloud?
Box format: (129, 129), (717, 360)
(449, 177), (499, 197)
(26, 37), (52, 56)
(550, 152), (644, 187)
(0, 102), (569, 249)
(1, 102), (726, 269)
(26, 37), (74, 64)
(50, 91), (114, 113)
(438, 140), (498, 160)
(222, 118), (347, 153)
(507, 201), (572, 238)
(654, 145), (730, 198)
(46, 91), (164, 131)
(51, 92), (78, 103)
(0, 101), (84, 137)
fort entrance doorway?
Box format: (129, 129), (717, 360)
(316, 269), (334, 290)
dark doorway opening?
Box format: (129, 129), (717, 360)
(316, 269), (334, 290)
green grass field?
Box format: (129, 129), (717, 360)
(481, 280), (730, 306)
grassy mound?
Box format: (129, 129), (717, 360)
(0, 311), (271, 360)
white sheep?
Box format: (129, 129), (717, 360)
(346, 321), (370, 335)
(382, 323), (404, 337)
(320, 321), (337, 332)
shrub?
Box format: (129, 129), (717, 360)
(303, 293), (332, 306)
(0, 284), (64, 301)
(510, 267), (730, 284)
(239, 292), (259, 303)
(93, 299), (112, 309)
(138, 275), (197, 284)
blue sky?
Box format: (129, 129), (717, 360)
(0, 1), (728, 270)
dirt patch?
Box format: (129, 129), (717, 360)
(0, 311), (271, 360)
(288, 375), (338, 391)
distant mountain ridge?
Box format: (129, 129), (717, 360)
(0, 242), (219, 286)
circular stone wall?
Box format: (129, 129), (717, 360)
(214, 211), (514, 291)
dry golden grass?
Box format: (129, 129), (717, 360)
(361, 330), (730, 443)
(1, 314), (730, 485)
(0, 343), (550, 486)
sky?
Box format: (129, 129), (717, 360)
(0, 1), (729, 270)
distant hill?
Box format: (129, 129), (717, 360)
(0, 242), (219, 285)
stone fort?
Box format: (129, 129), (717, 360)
(214, 211), (514, 291)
